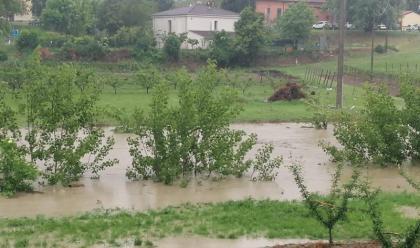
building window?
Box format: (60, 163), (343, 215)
(266, 8), (271, 18)
(168, 20), (172, 33)
(214, 21), (218, 31)
(277, 8), (282, 17)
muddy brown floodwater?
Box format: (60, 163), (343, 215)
(0, 123), (419, 218)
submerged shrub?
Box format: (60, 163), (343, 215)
(127, 61), (281, 184)
(0, 139), (38, 197)
(323, 85), (410, 166)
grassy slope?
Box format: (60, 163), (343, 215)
(0, 193), (418, 247)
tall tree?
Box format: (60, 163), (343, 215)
(276, 2), (314, 50)
(0, 0), (23, 18)
(31, 0), (47, 17)
(96, 0), (154, 34)
(406, 0), (420, 12)
(158, 0), (174, 11)
(221, 0), (255, 13)
(234, 6), (265, 65)
(41, 0), (95, 35)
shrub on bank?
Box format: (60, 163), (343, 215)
(16, 30), (40, 51)
(0, 51), (8, 61)
(60, 36), (109, 60)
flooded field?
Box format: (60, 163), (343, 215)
(0, 123), (419, 218)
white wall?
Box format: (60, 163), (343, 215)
(401, 12), (420, 27)
(153, 14), (239, 49)
(186, 15), (238, 32)
(153, 16), (188, 35)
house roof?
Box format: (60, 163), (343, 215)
(256, 0), (326, 3)
(152, 5), (240, 17)
(403, 11), (413, 15)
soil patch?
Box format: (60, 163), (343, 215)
(273, 241), (381, 248)
(269, 83), (305, 101)
(343, 74), (400, 96)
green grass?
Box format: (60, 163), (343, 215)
(0, 193), (418, 247)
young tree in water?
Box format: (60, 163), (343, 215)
(276, 2), (314, 50)
(22, 58), (117, 185)
(0, 85), (38, 196)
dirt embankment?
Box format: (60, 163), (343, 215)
(273, 241), (381, 248)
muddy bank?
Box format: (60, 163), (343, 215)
(156, 237), (319, 248)
(0, 123), (419, 218)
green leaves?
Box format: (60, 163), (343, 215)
(22, 64), (117, 185)
(276, 2), (314, 49)
(127, 61), (281, 184)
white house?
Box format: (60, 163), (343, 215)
(400, 11), (420, 30)
(152, 4), (240, 49)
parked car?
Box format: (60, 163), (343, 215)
(405, 24), (420, 31)
(377, 24), (387, 30)
(313, 21), (332, 30)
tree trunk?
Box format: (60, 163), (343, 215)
(328, 228), (333, 246)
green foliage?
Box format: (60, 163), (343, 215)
(276, 2), (314, 49)
(158, 0), (174, 11)
(96, 0), (154, 34)
(289, 162), (360, 245)
(250, 145), (282, 181)
(400, 80), (420, 160)
(39, 31), (67, 48)
(221, 0), (255, 13)
(361, 185), (420, 248)
(32, 0), (47, 17)
(0, 139), (38, 197)
(347, 0), (401, 32)
(23, 64), (117, 185)
(61, 36), (109, 61)
(163, 34), (181, 62)
(41, 0), (95, 35)
(234, 6), (265, 65)
(375, 44), (386, 54)
(323, 85), (410, 166)
(209, 31), (234, 67)
(0, 87), (37, 197)
(0, 51), (7, 61)
(16, 30), (40, 51)
(136, 64), (160, 94)
(127, 62), (279, 184)
(0, 0), (23, 17)
(133, 28), (159, 62)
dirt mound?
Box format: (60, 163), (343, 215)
(268, 82), (305, 102)
(273, 241), (381, 248)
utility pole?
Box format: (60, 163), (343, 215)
(336, 0), (346, 109)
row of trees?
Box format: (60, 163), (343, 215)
(32, 0), (173, 36)
(0, 56), (283, 195)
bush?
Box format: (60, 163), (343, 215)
(374, 45), (386, 54)
(323, 84), (420, 166)
(209, 31), (234, 67)
(127, 62), (282, 184)
(0, 139), (38, 197)
(163, 34), (181, 62)
(0, 51), (8, 61)
(39, 32), (68, 48)
(61, 36), (109, 60)
(16, 30), (40, 51)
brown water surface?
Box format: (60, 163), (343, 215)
(0, 123), (418, 218)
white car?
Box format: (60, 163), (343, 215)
(377, 24), (387, 30)
(313, 21), (331, 30)
(345, 22), (354, 29)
